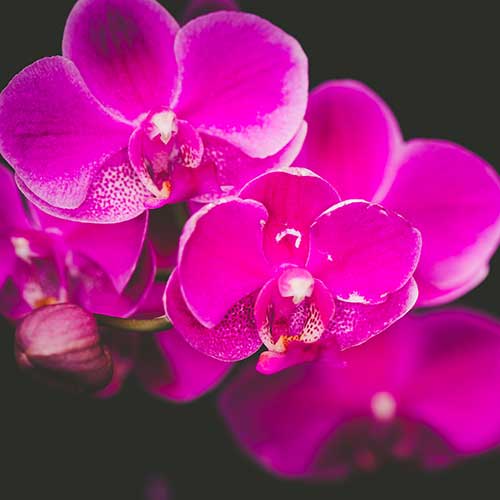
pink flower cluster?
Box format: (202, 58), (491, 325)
(1, 0), (500, 479)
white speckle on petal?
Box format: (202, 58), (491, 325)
(346, 291), (368, 303)
(275, 228), (302, 249)
(11, 237), (32, 263)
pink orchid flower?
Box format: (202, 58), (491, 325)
(296, 80), (500, 307)
(165, 80), (500, 373)
(220, 309), (500, 479)
(165, 167), (423, 373)
(0, 166), (152, 319)
(0, 0), (307, 223)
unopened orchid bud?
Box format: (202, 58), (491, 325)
(15, 304), (112, 393)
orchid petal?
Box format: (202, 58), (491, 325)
(239, 167), (339, 266)
(32, 208), (147, 293)
(165, 269), (261, 362)
(401, 309), (500, 455)
(308, 200), (421, 303)
(178, 198), (271, 327)
(136, 329), (232, 402)
(220, 308), (500, 479)
(197, 121), (307, 200)
(381, 140), (500, 306)
(69, 240), (155, 317)
(174, 11), (308, 158)
(0, 166), (31, 231)
(0, 57), (132, 210)
(63, 0), (180, 120)
(327, 278), (419, 350)
(16, 149), (150, 224)
(296, 80), (402, 200)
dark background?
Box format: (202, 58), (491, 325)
(1, 1), (500, 498)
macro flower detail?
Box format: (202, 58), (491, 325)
(165, 168), (422, 372)
(219, 309), (500, 478)
(0, 166), (152, 319)
(0, 0), (308, 223)
(296, 80), (500, 306)
(15, 303), (113, 393)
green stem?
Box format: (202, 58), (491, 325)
(95, 314), (172, 333)
(171, 203), (189, 232)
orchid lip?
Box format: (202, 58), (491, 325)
(129, 108), (205, 203)
(258, 269), (333, 355)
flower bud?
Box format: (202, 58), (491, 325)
(15, 304), (112, 393)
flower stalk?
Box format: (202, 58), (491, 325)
(95, 314), (172, 333)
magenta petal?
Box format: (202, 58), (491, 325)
(240, 167), (340, 266)
(0, 166), (31, 231)
(401, 309), (500, 455)
(308, 200), (421, 303)
(219, 357), (343, 477)
(178, 198), (271, 327)
(165, 269), (261, 361)
(174, 12), (308, 158)
(414, 266), (489, 307)
(256, 346), (320, 376)
(32, 208), (147, 293)
(381, 140), (500, 306)
(114, 240), (156, 316)
(16, 149), (151, 223)
(97, 331), (139, 398)
(136, 328), (232, 403)
(63, 0), (180, 120)
(296, 80), (402, 200)
(198, 121), (307, 199)
(0, 57), (133, 210)
(220, 308), (500, 479)
(70, 240), (155, 317)
(327, 278), (419, 350)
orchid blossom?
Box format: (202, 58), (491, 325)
(220, 309), (500, 478)
(165, 168), (422, 373)
(0, 0), (307, 223)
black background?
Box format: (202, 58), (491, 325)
(1, 1), (500, 499)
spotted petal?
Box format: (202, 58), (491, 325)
(0, 57), (133, 212)
(165, 269), (262, 362)
(178, 198), (271, 327)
